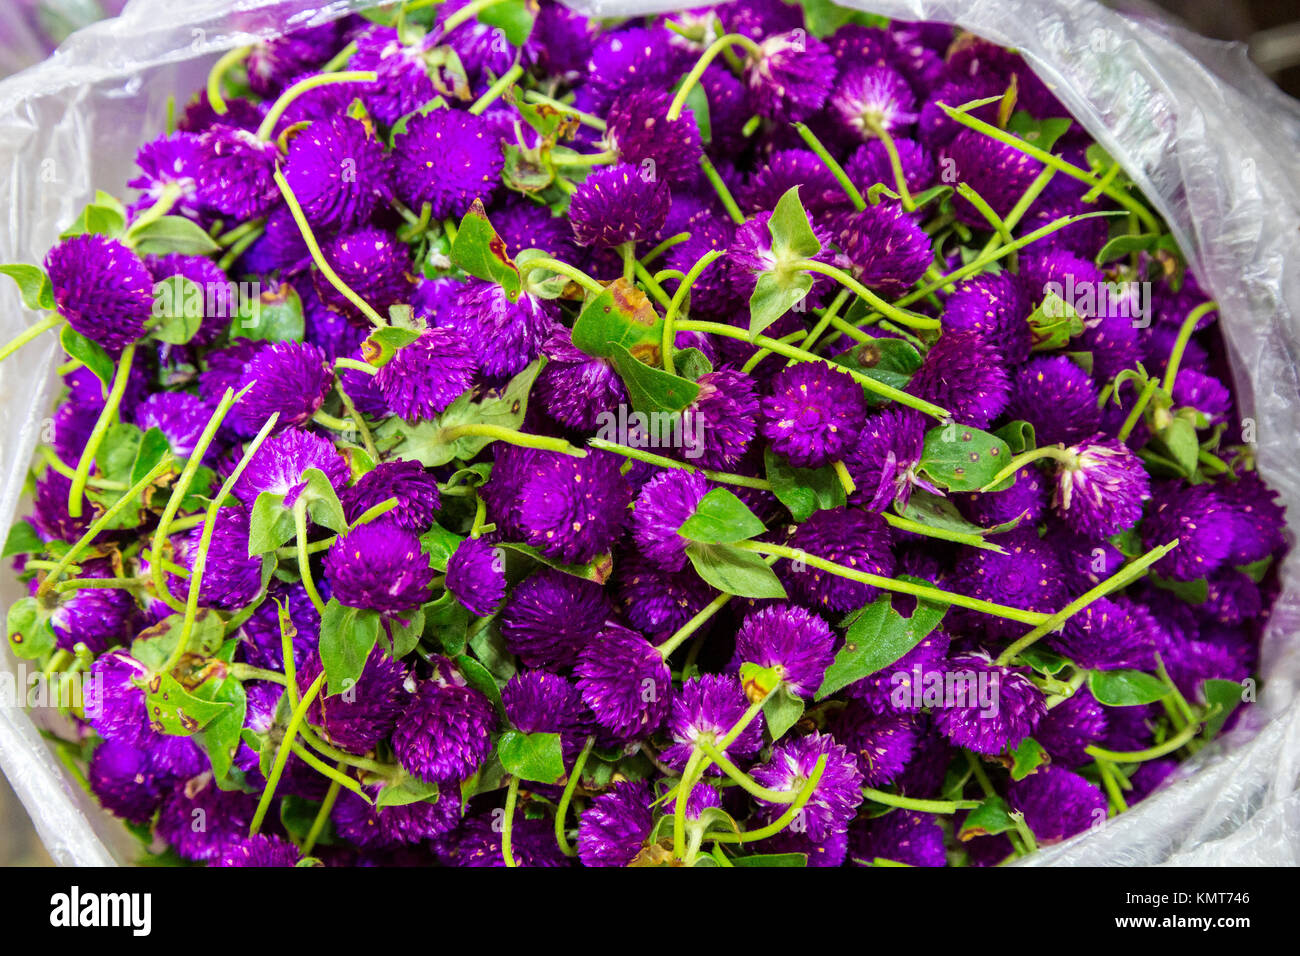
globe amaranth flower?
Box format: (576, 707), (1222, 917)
(849, 810), (946, 867)
(391, 108), (503, 218)
(457, 815), (571, 868)
(88, 740), (163, 825)
(145, 252), (235, 346)
(569, 163), (671, 248)
(1216, 471), (1287, 566)
(168, 506), (262, 610)
(941, 271), (1033, 365)
(761, 827), (849, 868)
(833, 706), (919, 787)
(128, 132), (204, 220)
(516, 449), (632, 564)
(831, 64), (918, 142)
(1141, 481), (1238, 581)
(779, 507), (897, 613)
(661, 673), (764, 772)
(435, 0), (516, 78)
(663, 780), (724, 823)
(632, 469), (710, 572)
(604, 87), (702, 186)
(445, 279), (557, 378)
(731, 603), (835, 699)
(492, 200), (577, 262)
(679, 369), (760, 469)
(574, 625), (671, 741)
(750, 731), (864, 842)
(214, 834), (302, 868)
(950, 529), (1067, 640)
(246, 20), (347, 96)
(154, 774), (260, 862)
(746, 30), (836, 122)
(941, 126), (1044, 225)
(324, 519), (434, 616)
(1005, 355), (1101, 447)
(1048, 595), (1160, 670)
(501, 670), (587, 760)
(233, 426), (348, 509)
(843, 405), (929, 512)
(501, 568), (614, 669)
(907, 329), (1010, 429)
(1172, 368), (1232, 426)
(737, 149), (843, 217)
(334, 786), (462, 849)
(956, 465), (1047, 529)
(45, 234), (153, 352)
(831, 201), (932, 298)
(578, 780), (654, 867)
(341, 458), (441, 532)
(237, 580), (320, 673)
(297, 647), (409, 754)
(1051, 434), (1151, 538)
(194, 127), (281, 220)
(761, 361), (870, 468)
(445, 536), (505, 617)
(284, 115), (391, 231)
(315, 227), (414, 321)
(30, 470), (92, 543)
(845, 138), (934, 197)
(525, 0), (597, 79)
(582, 24), (690, 112)
(1034, 688), (1108, 767)
(931, 652), (1045, 755)
(536, 327), (627, 429)
(616, 551), (715, 638)
(83, 650), (150, 747)
(374, 326), (478, 421)
(235, 340), (332, 432)
(351, 25), (436, 126)
(46, 558), (136, 654)
(844, 628), (951, 715)
(392, 656), (497, 784)
(1008, 766), (1107, 844)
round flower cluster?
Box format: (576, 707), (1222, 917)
(0, 0), (1286, 869)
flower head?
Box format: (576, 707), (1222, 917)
(762, 361), (870, 468)
(746, 31), (836, 122)
(662, 673), (764, 771)
(679, 369), (760, 469)
(393, 657), (497, 783)
(500, 568), (613, 669)
(577, 780), (653, 867)
(536, 327), (627, 429)
(931, 652), (1045, 755)
(941, 272), (1032, 365)
(616, 552), (715, 638)
(1049, 595), (1160, 671)
(340, 458), (441, 533)
(1053, 434), (1151, 538)
(236, 341), (333, 432)
(605, 87), (702, 185)
(737, 150), (842, 217)
(569, 163), (671, 248)
(214, 834), (302, 867)
(574, 625), (671, 741)
(516, 450), (632, 564)
(285, 115), (391, 230)
(194, 127), (281, 219)
(941, 127), (1044, 225)
(446, 536), (505, 617)
(128, 132), (204, 220)
(88, 740), (163, 825)
(324, 519), (434, 616)
(850, 810), (946, 867)
(907, 329), (1011, 428)
(632, 470), (709, 572)
(1006, 355), (1101, 447)
(298, 647), (409, 754)
(845, 138), (934, 196)
(780, 507), (897, 613)
(1141, 482), (1237, 581)
(731, 603), (835, 699)
(315, 227), (413, 321)
(1008, 766), (1107, 844)
(234, 426), (348, 509)
(750, 731), (864, 841)
(446, 280), (557, 378)
(45, 235), (153, 352)
(833, 706), (919, 786)
(156, 775), (258, 862)
(832, 65), (918, 140)
(391, 108), (503, 218)
(374, 326), (478, 421)
(352, 26), (437, 125)
(1034, 688), (1108, 767)
(333, 787), (462, 848)
(831, 202), (932, 297)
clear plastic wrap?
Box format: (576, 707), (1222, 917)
(1, 0), (1298, 866)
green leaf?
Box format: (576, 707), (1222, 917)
(674, 347), (713, 382)
(958, 796), (1016, 840)
(1096, 232), (1178, 266)
(917, 424), (1015, 493)
(450, 199), (521, 300)
(1009, 738), (1049, 780)
(198, 671), (248, 787)
(1006, 112), (1073, 153)
(762, 684), (805, 742)
(60, 200), (127, 240)
(131, 427), (172, 487)
(2, 521), (43, 559)
(129, 215), (221, 257)
(130, 611), (224, 672)
(6, 597), (55, 660)
(895, 490), (1016, 551)
(1155, 418), (1200, 477)
(768, 186), (822, 261)
(1019, 645), (1070, 676)
(763, 447), (845, 522)
(684, 542), (787, 599)
(681, 79), (712, 145)
(318, 599), (382, 696)
(676, 488), (767, 544)
(1237, 556), (1273, 584)
(498, 729), (565, 784)
(1027, 292), (1084, 352)
(149, 276), (204, 345)
(829, 335), (922, 396)
(1149, 574), (1208, 605)
(359, 326), (421, 367)
(233, 281), (305, 343)
(816, 587), (948, 700)
(495, 541), (614, 584)
(993, 419), (1036, 456)
(477, 0), (535, 46)
(376, 776), (439, 807)
(608, 342), (699, 415)
(455, 653), (506, 712)
(423, 589), (470, 657)
(748, 270), (813, 338)
(95, 423), (142, 485)
(248, 492), (295, 555)
(1087, 669), (1171, 707)
(419, 524), (465, 572)
(508, 86), (577, 141)
(502, 144), (555, 195)
(59, 324), (115, 392)
(142, 671), (232, 735)
(730, 852), (808, 867)
(300, 467), (348, 534)
(381, 610), (424, 661)
(571, 278), (663, 363)
(1201, 678), (1244, 739)
(0, 264), (55, 311)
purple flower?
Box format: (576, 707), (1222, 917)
(779, 507), (897, 613)
(333, 787), (462, 848)
(391, 109), (503, 218)
(1217, 472), (1287, 566)
(583, 25), (689, 112)
(536, 327), (627, 429)
(1053, 434), (1151, 538)
(214, 834), (301, 867)
(746, 31), (836, 122)
(569, 163), (671, 248)
(194, 127), (281, 219)
(285, 115), (391, 230)
(845, 138), (934, 196)
(315, 227), (413, 321)
(145, 253), (236, 346)
(833, 706), (919, 787)
(729, 210), (833, 305)
(761, 361), (870, 468)
(517, 450), (632, 564)
(832, 65), (918, 140)
(574, 625), (671, 741)
(324, 519), (434, 616)
(941, 272), (1032, 365)
(606, 87), (702, 185)
(31, 469), (92, 543)
(956, 466), (1047, 528)
(393, 657), (497, 783)
(128, 132), (204, 220)
(171, 506), (262, 610)
(246, 20), (347, 96)
(931, 652), (1045, 755)
(843, 405), (928, 511)
(88, 740), (163, 825)
(1034, 689), (1108, 767)
(501, 670), (587, 760)
(907, 330), (1010, 428)
(341, 459), (441, 532)
(492, 201), (577, 261)
(941, 127), (1044, 225)
(1006, 355), (1101, 447)
(831, 201), (932, 297)
(445, 280), (557, 378)
(737, 150), (842, 217)
(45, 235), (153, 352)
(845, 629), (951, 715)
(434, 0), (516, 78)
(632, 470), (709, 572)
(1141, 482), (1237, 581)
(616, 552), (715, 638)
(751, 731), (865, 842)
(83, 650), (150, 747)
(731, 603), (835, 699)
(233, 426), (348, 508)
(578, 780), (653, 867)
(298, 647), (409, 754)
(156, 774), (258, 862)
(664, 780), (724, 822)
(1049, 596), (1160, 671)
(446, 536), (505, 616)
(662, 673), (764, 771)
(500, 568), (613, 670)
(374, 326), (478, 421)
(949, 530), (1067, 639)
(679, 369), (760, 469)
(351, 26), (437, 126)
(456, 815), (570, 867)
(47, 558), (135, 654)
(236, 341), (333, 432)
(850, 810), (946, 867)
(236, 580), (319, 672)
(1008, 766), (1107, 844)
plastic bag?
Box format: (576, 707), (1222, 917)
(1, 0), (1298, 866)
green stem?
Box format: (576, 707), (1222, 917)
(697, 739), (799, 804)
(206, 45), (252, 117)
(980, 444), (1078, 492)
(783, 288), (849, 359)
(440, 423), (586, 457)
(632, 260), (674, 311)
(1117, 377), (1160, 442)
(744, 329), (811, 375)
(274, 166), (387, 327)
(1095, 757), (1128, 814)
(662, 249), (724, 374)
(257, 71), (379, 141)
(587, 438), (772, 490)
(350, 497), (399, 530)
(302, 774), (342, 855)
(297, 724), (395, 776)
(289, 741), (371, 801)
(1161, 301), (1219, 393)
(250, 672), (326, 836)
(881, 511), (1004, 551)
(469, 64), (523, 116)
(862, 787), (982, 813)
(501, 775), (521, 867)
(68, 344), (136, 518)
(521, 91), (605, 129)
(709, 756), (827, 844)
(333, 357), (376, 375)
(334, 382), (379, 462)
(1085, 718), (1201, 763)
(320, 40), (358, 74)
(554, 737), (594, 857)
(794, 259), (940, 330)
(293, 497), (327, 616)
(657, 591), (733, 659)
(640, 232), (690, 267)
(996, 539), (1180, 665)
(673, 748), (705, 858)
(699, 153), (745, 225)
(667, 33), (763, 121)
(440, 0), (510, 34)
(227, 664), (287, 685)
(956, 182), (1013, 253)
(793, 122), (866, 211)
(517, 256), (606, 297)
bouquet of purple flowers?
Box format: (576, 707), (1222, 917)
(0, 0), (1293, 867)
